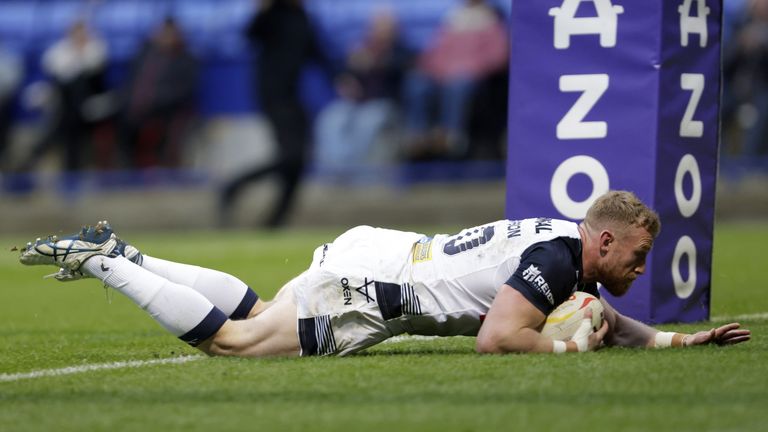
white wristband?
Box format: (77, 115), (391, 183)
(654, 331), (675, 348)
(552, 340), (567, 354)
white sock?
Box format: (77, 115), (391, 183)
(82, 255), (228, 346)
(140, 255), (258, 319)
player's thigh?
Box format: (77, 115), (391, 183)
(208, 298), (300, 357)
(246, 274), (300, 318)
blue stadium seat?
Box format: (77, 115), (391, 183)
(169, 0), (253, 60)
(0, 2), (38, 53)
(0, 0), (509, 116)
(91, 0), (163, 60)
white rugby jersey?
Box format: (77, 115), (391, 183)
(379, 218), (598, 337)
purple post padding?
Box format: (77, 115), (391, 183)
(506, 0), (721, 323)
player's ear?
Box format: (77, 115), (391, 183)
(599, 230), (614, 257)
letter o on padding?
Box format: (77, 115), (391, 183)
(672, 235), (697, 299)
(551, 155), (610, 219)
(675, 154), (702, 218)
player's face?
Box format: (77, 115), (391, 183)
(599, 226), (654, 297)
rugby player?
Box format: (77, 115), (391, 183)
(18, 190), (750, 356)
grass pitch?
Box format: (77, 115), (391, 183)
(1, 223), (766, 432)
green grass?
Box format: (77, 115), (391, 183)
(1, 223), (766, 432)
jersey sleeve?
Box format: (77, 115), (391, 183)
(506, 240), (580, 315)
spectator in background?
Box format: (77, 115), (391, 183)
(465, 3), (509, 160)
(402, 0), (508, 160)
(722, 0), (768, 160)
(0, 41), (24, 173)
(19, 20), (108, 179)
(313, 10), (412, 182)
(118, 17), (199, 168)
(220, 0), (332, 228)
(722, 0), (751, 47)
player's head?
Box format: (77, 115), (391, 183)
(582, 190), (660, 297)
(583, 190), (660, 238)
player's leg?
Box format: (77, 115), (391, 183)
(79, 255), (300, 355)
(138, 254), (265, 319)
(102, 220), (263, 319)
(80, 255), (232, 347)
(20, 228), (298, 356)
(45, 221), (266, 320)
(199, 295), (300, 357)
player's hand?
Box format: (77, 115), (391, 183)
(590, 319), (609, 350)
(571, 309), (607, 352)
(683, 322), (751, 346)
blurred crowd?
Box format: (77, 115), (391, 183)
(3, 0), (768, 226)
(0, 16), (199, 181)
(0, 0), (510, 226)
(222, 0), (509, 227)
(0, 0), (509, 179)
(723, 0), (768, 164)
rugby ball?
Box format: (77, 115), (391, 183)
(541, 292), (604, 341)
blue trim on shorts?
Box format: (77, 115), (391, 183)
(298, 315), (337, 356)
(230, 288), (258, 320)
(298, 317), (319, 355)
(375, 281), (403, 321)
(179, 307), (228, 346)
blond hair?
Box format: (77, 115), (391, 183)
(583, 190), (661, 238)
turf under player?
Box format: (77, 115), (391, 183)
(17, 190), (750, 356)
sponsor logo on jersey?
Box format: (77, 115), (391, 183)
(341, 278), (352, 305)
(340, 277), (375, 305)
(522, 264), (554, 305)
(412, 238), (433, 263)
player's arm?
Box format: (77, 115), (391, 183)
(600, 298), (751, 348)
(476, 284), (607, 354)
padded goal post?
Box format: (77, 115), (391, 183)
(505, 0), (722, 323)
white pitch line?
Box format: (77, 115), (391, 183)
(3, 312), (765, 382)
(711, 312), (768, 322)
(0, 355), (204, 383)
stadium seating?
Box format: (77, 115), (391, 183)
(0, 0), (510, 117)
